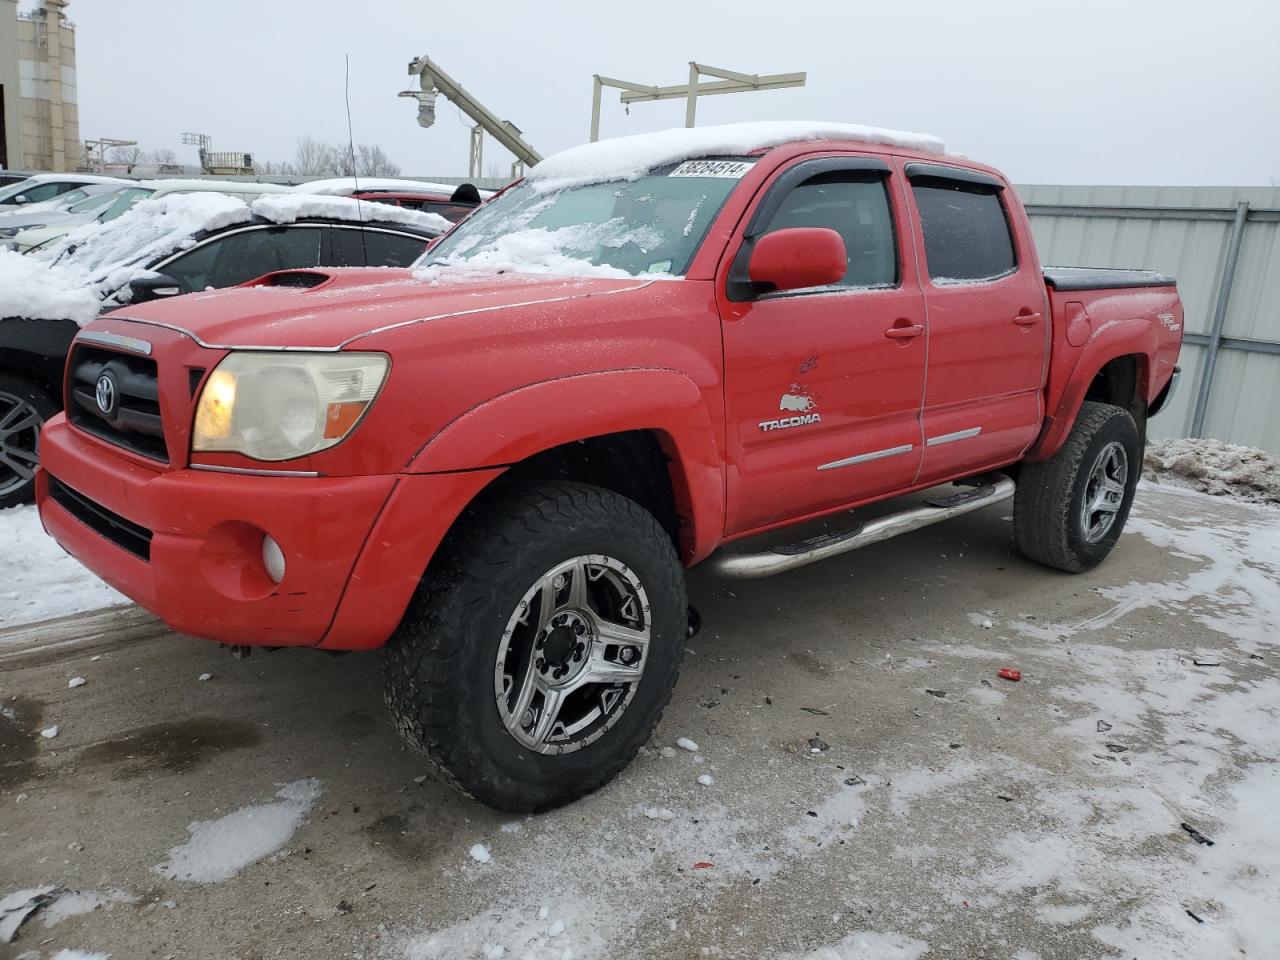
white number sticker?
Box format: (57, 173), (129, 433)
(669, 159), (754, 179)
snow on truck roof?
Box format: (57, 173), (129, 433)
(0, 191), (450, 325)
(526, 121), (946, 190)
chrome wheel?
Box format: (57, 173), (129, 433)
(1081, 440), (1128, 543)
(494, 554), (651, 755)
(0, 390), (43, 500)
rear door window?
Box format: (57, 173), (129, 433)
(911, 179), (1015, 282)
(328, 228), (430, 268)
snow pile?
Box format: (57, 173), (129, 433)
(0, 505), (129, 631)
(528, 121), (945, 190)
(0, 248), (100, 324)
(250, 193), (450, 233)
(50, 950), (110, 960)
(468, 843), (492, 865)
(1144, 437), (1280, 504)
(414, 225), (640, 282)
(155, 779), (321, 883)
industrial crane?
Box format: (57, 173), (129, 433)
(400, 55), (542, 180)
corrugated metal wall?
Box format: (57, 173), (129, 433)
(1017, 185), (1280, 454)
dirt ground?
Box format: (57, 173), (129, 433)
(2, 484), (1277, 960)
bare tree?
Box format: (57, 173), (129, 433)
(356, 143), (401, 177)
(151, 148), (178, 166)
(110, 144), (144, 171)
(291, 137), (400, 177)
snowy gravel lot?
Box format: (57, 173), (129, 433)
(1, 484), (1277, 960)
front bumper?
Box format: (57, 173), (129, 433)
(36, 415), (502, 649)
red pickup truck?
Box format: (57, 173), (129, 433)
(36, 122), (1182, 811)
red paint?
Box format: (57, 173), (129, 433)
(693, 862), (715, 870)
(998, 668), (1022, 682)
(36, 134), (1182, 652)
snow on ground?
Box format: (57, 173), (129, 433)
(527, 121), (945, 191)
(0, 506), (127, 632)
(385, 487), (1280, 960)
(154, 779), (321, 883)
(1145, 437), (1280, 504)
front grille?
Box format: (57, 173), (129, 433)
(48, 474), (153, 560)
(67, 345), (169, 463)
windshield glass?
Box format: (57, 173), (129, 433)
(423, 160), (753, 278)
(98, 187), (154, 223)
(67, 190), (123, 214)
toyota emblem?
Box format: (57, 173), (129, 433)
(95, 373), (117, 416)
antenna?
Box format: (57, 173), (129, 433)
(344, 54), (370, 263)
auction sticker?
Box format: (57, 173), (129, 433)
(669, 159), (754, 178)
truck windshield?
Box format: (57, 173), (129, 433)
(422, 160), (754, 278)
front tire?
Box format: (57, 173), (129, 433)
(384, 480), (687, 812)
(0, 374), (57, 510)
(1014, 401), (1142, 573)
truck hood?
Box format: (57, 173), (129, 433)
(105, 267), (659, 349)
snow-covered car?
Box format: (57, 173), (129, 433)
(0, 182), (129, 244)
(0, 173), (128, 208)
(7, 179), (294, 253)
(0, 191), (450, 508)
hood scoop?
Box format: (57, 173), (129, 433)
(252, 270), (332, 289)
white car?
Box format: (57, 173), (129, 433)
(0, 173), (128, 208)
(9, 179), (293, 252)
(0, 183), (127, 241)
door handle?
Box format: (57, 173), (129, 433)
(884, 322), (924, 341)
(1013, 311), (1042, 326)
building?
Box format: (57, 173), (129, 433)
(0, 0), (79, 172)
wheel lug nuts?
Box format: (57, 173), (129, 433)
(619, 646), (638, 664)
(521, 709), (534, 727)
(573, 622), (585, 635)
(553, 574), (566, 589)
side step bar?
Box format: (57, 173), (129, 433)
(708, 474), (1015, 579)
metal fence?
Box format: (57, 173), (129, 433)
(1018, 184), (1280, 454)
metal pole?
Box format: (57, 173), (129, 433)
(684, 62), (699, 128)
(1190, 200), (1249, 438)
(590, 76), (603, 142)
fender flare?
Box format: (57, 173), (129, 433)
(1027, 317), (1154, 461)
(408, 367), (725, 563)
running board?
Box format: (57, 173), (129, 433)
(708, 474), (1015, 579)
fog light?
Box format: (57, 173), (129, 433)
(262, 535), (286, 584)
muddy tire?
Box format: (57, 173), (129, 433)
(0, 373), (57, 511)
(384, 480), (687, 812)
(1014, 401), (1141, 573)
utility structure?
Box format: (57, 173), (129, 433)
(400, 54), (542, 179)
(182, 131), (255, 175)
(590, 62), (806, 142)
(83, 138), (137, 173)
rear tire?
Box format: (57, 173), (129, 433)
(384, 480), (687, 812)
(0, 374), (57, 511)
(1014, 401), (1141, 573)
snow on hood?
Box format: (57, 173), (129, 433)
(251, 193), (450, 233)
(0, 248), (100, 325)
(527, 120), (946, 191)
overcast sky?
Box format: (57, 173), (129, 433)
(59, 0), (1280, 185)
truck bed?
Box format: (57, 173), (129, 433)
(1043, 266), (1176, 291)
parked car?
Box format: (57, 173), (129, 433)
(0, 171), (39, 188)
(0, 173), (128, 207)
(35, 122), (1182, 812)
(0, 190), (448, 507)
(0, 182), (131, 244)
(8, 179), (294, 253)
(296, 176), (495, 222)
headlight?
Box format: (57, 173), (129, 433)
(192, 352), (389, 461)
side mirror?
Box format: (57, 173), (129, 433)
(128, 274), (183, 303)
(13, 195), (28, 205)
(748, 227), (847, 293)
